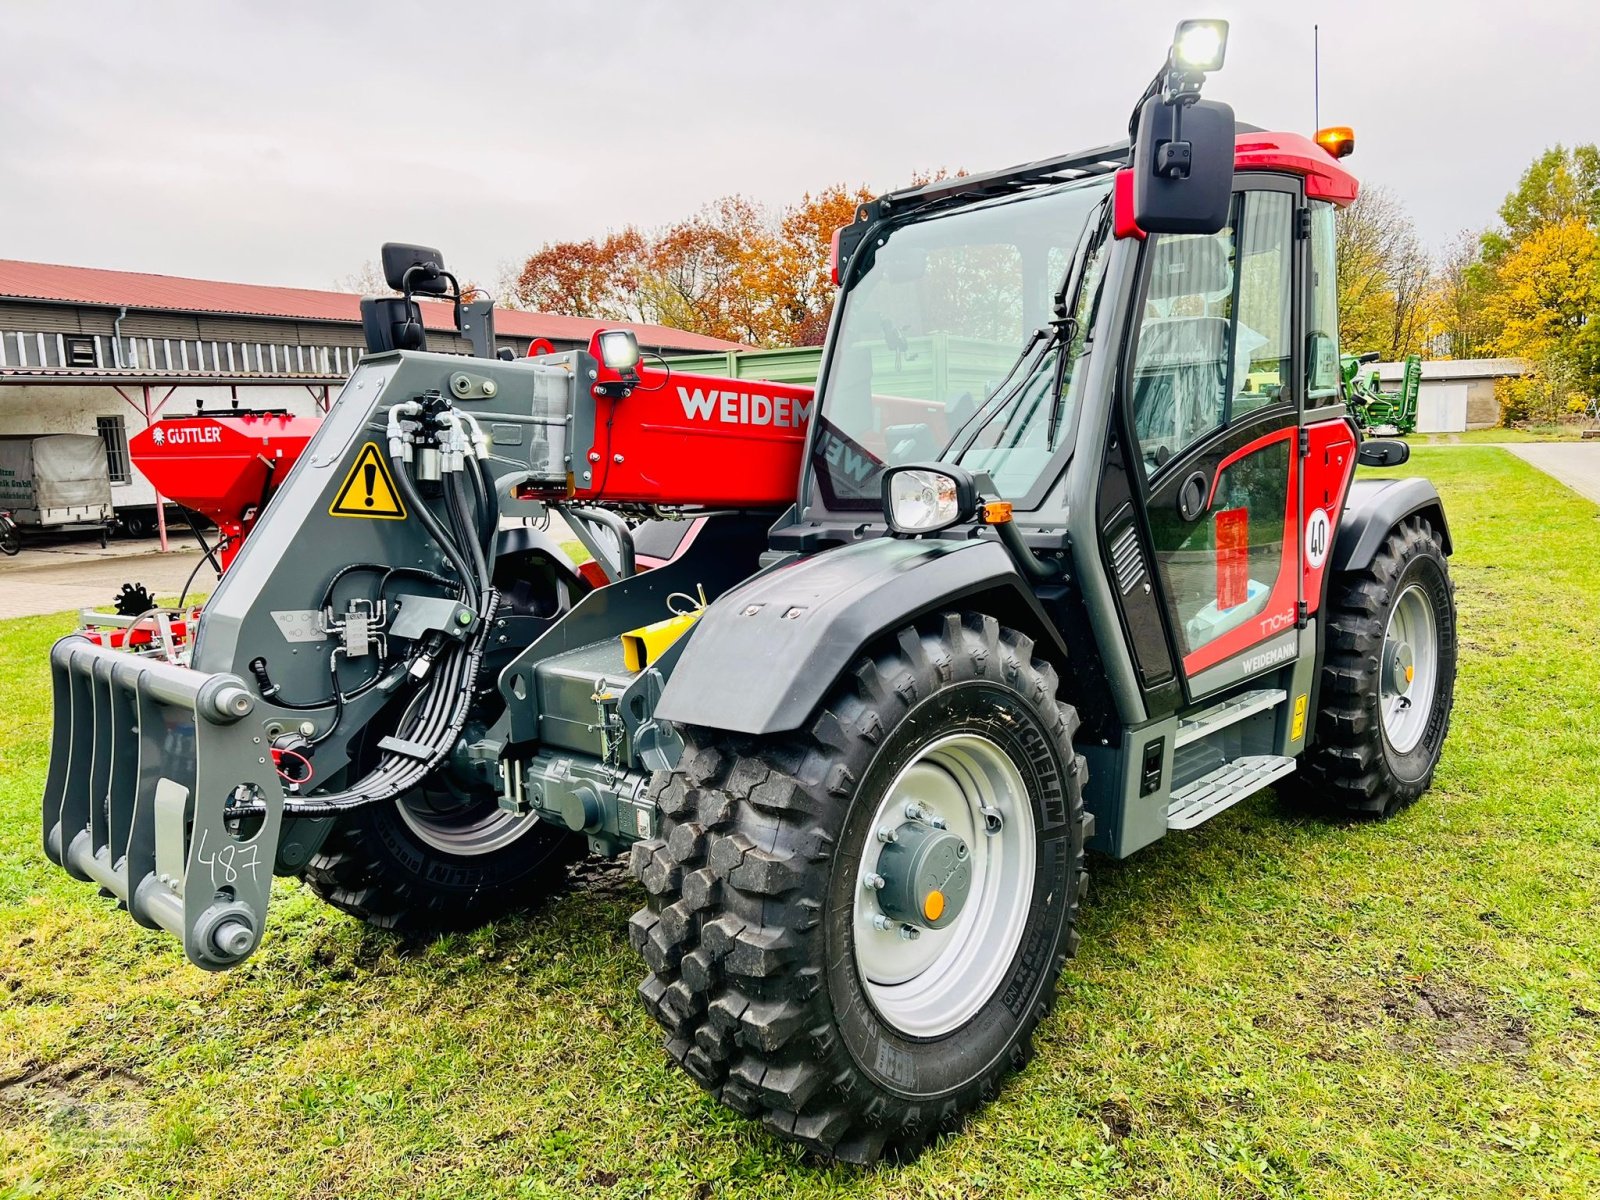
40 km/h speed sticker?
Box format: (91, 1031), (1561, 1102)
(329, 443), (407, 520)
(1305, 507), (1331, 569)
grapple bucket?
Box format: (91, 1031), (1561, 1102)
(41, 636), (286, 970)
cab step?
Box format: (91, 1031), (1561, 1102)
(1175, 688), (1287, 748)
(1166, 754), (1298, 830)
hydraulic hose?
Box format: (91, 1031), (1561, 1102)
(230, 429), (501, 820)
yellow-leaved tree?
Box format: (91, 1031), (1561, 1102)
(1485, 217), (1600, 422)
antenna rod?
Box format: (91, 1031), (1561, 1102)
(1313, 24), (1321, 130)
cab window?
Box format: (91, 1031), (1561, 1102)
(1130, 189), (1295, 473)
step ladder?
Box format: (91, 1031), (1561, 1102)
(1175, 688), (1286, 748)
(1166, 754), (1298, 830)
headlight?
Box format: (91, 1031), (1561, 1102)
(881, 463), (979, 535)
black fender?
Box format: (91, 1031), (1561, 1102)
(654, 535), (1068, 736)
(1333, 477), (1452, 573)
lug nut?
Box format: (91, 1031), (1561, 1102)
(862, 873), (885, 891)
(871, 914), (894, 931)
(876, 826), (898, 844)
(898, 924), (921, 941)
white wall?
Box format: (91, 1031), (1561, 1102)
(0, 383), (328, 510)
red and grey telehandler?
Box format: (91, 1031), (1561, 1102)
(42, 20), (1455, 1161)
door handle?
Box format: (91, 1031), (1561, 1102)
(1176, 471), (1209, 522)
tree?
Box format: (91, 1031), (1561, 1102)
(1434, 229), (1497, 360)
(513, 228), (653, 323)
(336, 260), (395, 296)
(1486, 218), (1600, 396)
(510, 184), (881, 347)
(1335, 186), (1435, 359)
(1482, 144), (1600, 262)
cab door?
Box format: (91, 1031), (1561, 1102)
(1121, 179), (1303, 699)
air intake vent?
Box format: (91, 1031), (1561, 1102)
(1110, 525), (1147, 595)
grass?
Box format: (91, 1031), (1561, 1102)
(1421, 426), (1593, 444)
(3, 447), (1599, 1199)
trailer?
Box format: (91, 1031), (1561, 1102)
(0, 433), (112, 545)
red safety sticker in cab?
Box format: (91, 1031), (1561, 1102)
(1215, 506), (1249, 610)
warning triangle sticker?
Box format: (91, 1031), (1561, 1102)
(329, 442), (407, 520)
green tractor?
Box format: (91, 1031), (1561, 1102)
(1344, 351), (1422, 436)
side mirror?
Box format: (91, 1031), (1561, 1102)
(1358, 439), (1410, 467)
(381, 242), (451, 297)
(1131, 95), (1236, 234)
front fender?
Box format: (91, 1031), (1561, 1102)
(655, 535), (1059, 736)
(1334, 477), (1452, 572)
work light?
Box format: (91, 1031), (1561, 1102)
(597, 329), (642, 373)
(1171, 19), (1228, 73)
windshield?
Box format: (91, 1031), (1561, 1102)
(808, 176), (1113, 513)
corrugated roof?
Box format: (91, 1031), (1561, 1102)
(0, 366), (343, 387)
(0, 258), (744, 353)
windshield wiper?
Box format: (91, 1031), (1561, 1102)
(938, 196), (1110, 463)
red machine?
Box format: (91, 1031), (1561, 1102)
(129, 410), (320, 568)
(539, 331), (813, 508)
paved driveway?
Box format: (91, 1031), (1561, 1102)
(1505, 444), (1600, 506)
(0, 536), (207, 620)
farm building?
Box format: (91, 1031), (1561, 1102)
(0, 259), (740, 533)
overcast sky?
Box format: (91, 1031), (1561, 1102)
(3, 0), (1596, 295)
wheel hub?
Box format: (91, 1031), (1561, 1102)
(875, 816), (972, 931)
(1385, 638), (1415, 698)
(852, 732), (1037, 1038)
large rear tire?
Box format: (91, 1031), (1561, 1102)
(627, 613), (1090, 1163)
(301, 783), (585, 931)
(1295, 515), (1456, 817)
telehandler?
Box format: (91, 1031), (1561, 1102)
(43, 20), (1456, 1162)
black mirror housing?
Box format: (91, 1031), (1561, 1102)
(1131, 96), (1235, 235)
(1358, 439), (1411, 467)
(381, 242), (450, 296)
(360, 295), (427, 354)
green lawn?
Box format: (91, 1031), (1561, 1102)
(1421, 426), (1593, 444)
(3, 448), (1598, 1199)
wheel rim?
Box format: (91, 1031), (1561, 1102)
(853, 733), (1036, 1038)
(394, 792), (543, 856)
(1380, 582), (1438, 755)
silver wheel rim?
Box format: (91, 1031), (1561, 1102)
(395, 792), (542, 856)
(1380, 582), (1438, 755)
(853, 733), (1037, 1038)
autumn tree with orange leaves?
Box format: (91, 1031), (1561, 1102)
(512, 185), (875, 347)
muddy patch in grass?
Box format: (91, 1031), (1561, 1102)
(0, 1060), (153, 1138)
(1314, 981), (1531, 1063)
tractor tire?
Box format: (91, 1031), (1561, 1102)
(301, 785), (585, 931)
(627, 612), (1091, 1163)
(1294, 515), (1456, 817)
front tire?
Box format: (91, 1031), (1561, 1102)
(1297, 516), (1457, 816)
(301, 782), (585, 931)
(627, 613), (1090, 1162)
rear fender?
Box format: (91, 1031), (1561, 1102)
(654, 536), (1066, 736)
(1333, 477), (1452, 572)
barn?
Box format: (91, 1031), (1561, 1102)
(0, 259), (740, 536)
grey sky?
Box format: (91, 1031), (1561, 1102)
(3, 0), (1596, 295)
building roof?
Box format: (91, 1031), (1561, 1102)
(1372, 357), (1527, 382)
(0, 366), (344, 388)
(0, 258), (745, 353)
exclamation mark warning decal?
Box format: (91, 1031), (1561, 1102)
(329, 442), (407, 520)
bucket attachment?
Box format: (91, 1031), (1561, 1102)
(42, 636), (285, 970)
